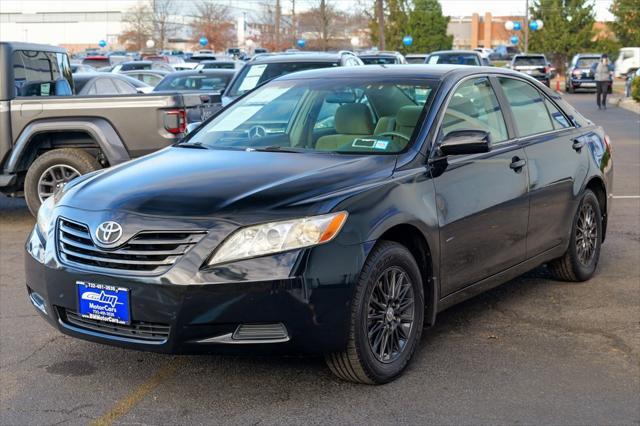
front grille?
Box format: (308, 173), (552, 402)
(59, 307), (170, 343)
(57, 217), (206, 275)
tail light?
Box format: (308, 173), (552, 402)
(544, 66), (550, 74)
(164, 109), (186, 134)
(604, 134), (612, 151)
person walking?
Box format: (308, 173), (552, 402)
(591, 54), (614, 109)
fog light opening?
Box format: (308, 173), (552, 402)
(29, 289), (47, 315)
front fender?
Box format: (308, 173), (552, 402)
(4, 117), (130, 173)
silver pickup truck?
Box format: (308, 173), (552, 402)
(0, 42), (219, 214)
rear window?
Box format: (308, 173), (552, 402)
(154, 74), (232, 92)
(227, 62), (339, 97)
(427, 53), (480, 66)
(200, 62), (235, 69)
(514, 56), (546, 66)
(12, 50), (73, 97)
(360, 56), (398, 65)
(82, 57), (110, 68)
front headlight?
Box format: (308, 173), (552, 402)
(36, 195), (57, 239)
(208, 211), (348, 266)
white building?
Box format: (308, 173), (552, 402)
(0, 0), (140, 52)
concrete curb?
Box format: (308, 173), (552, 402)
(611, 97), (640, 115)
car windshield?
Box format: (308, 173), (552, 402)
(187, 77), (437, 154)
(227, 62), (340, 97)
(576, 57), (599, 68)
(427, 53), (480, 66)
(154, 74), (231, 91)
(514, 56), (546, 66)
(360, 56), (398, 65)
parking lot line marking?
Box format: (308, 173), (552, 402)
(91, 358), (183, 426)
(612, 195), (640, 199)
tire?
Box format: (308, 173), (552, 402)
(568, 84), (575, 94)
(325, 241), (424, 384)
(548, 189), (602, 282)
(24, 148), (101, 216)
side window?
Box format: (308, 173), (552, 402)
(544, 98), (570, 129)
(441, 77), (508, 143)
(12, 50), (60, 96)
(498, 77), (554, 136)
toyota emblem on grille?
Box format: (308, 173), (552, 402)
(95, 221), (123, 245)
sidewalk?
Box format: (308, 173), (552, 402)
(611, 97), (640, 115)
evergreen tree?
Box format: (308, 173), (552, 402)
(406, 0), (453, 53)
(370, 0), (411, 51)
(528, 0), (595, 72)
(610, 0), (640, 46)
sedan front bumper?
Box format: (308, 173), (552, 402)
(25, 233), (367, 355)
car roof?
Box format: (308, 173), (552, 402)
(514, 53), (545, 57)
(276, 64), (514, 81)
(428, 50), (479, 55)
(250, 52), (351, 64)
(199, 60), (236, 64)
(163, 69), (236, 77)
(0, 41), (67, 54)
(120, 69), (170, 75)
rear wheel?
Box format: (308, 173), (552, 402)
(548, 189), (602, 281)
(24, 148), (101, 215)
(325, 241), (424, 384)
(568, 84), (575, 93)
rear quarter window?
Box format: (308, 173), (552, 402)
(12, 50), (73, 97)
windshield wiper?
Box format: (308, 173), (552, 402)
(249, 145), (308, 153)
(174, 141), (209, 149)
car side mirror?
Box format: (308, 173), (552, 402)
(439, 130), (491, 156)
(185, 121), (202, 135)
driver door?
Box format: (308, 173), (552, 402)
(430, 76), (530, 296)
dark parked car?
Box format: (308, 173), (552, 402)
(221, 51), (363, 106)
(81, 55), (111, 69)
(425, 50), (488, 66)
(358, 51), (407, 65)
(27, 65), (612, 384)
(153, 70), (236, 121)
(405, 53), (427, 64)
(565, 53), (602, 93)
(510, 54), (552, 87)
(153, 69), (235, 93)
(73, 74), (151, 95)
(111, 60), (174, 73)
(489, 45), (520, 61)
(194, 60), (244, 70)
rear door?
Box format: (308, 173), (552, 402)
(496, 77), (590, 257)
(430, 76), (530, 296)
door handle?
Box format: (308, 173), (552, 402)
(572, 139), (585, 151)
(509, 157), (526, 172)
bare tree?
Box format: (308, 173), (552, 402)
(119, 3), (153, 51)
(190, 0), (235, 51)
(299, 0), (338, 50)
(152, 0), (178, 50)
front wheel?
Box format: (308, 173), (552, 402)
(24, 148), (101, 216)
(325, 241), (424, 384)
(548, 189), (602, 281)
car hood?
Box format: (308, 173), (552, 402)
(60, 147), (397, 219)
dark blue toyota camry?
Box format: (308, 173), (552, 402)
(26, 65), (613, 384)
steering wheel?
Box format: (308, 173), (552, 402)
(376, 131), (411, 141)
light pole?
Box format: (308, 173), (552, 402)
(524, 0), (529, 53)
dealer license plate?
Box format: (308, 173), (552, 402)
(77, 281), (130, 325)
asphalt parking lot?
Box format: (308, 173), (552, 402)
(1, 93), (638, 425)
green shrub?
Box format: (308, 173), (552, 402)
(632, 77), (640, 103)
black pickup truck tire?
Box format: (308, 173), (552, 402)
(25, 148), (101, 215)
